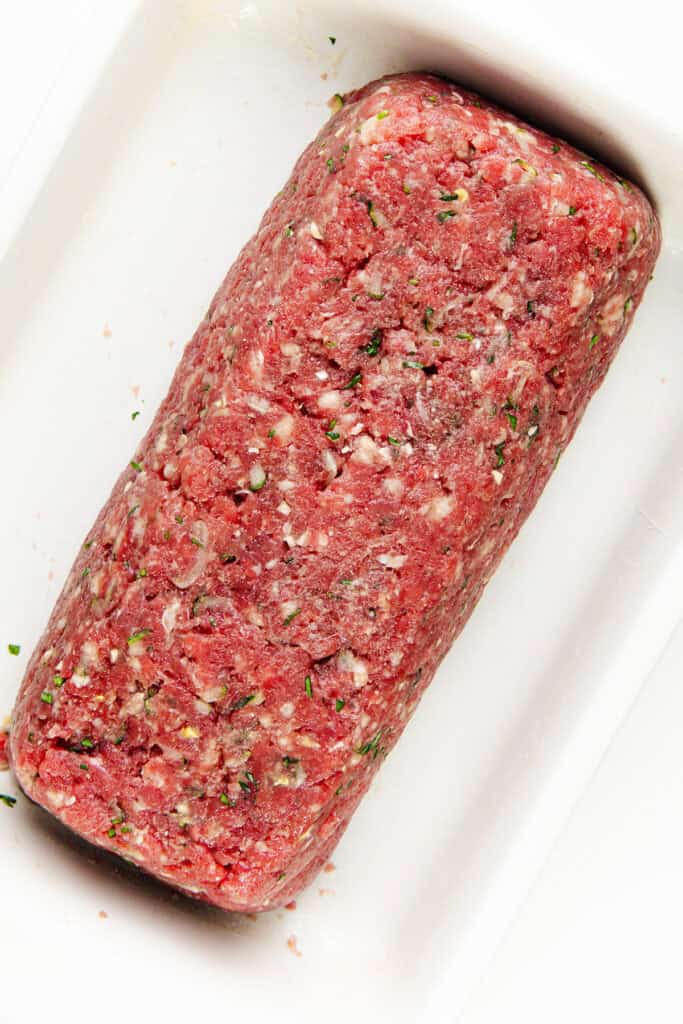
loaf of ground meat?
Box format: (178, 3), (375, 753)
(10, 72), (659, 912)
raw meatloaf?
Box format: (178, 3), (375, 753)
(10, 72), (659, 912)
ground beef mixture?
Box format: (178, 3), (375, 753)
(10, 73), (660, 911)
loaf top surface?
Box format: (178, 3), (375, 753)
(10, 72), (659, 911)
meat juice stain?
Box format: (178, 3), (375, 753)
(287, 935), (302, 958)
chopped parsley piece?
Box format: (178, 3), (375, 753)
(190, 535), (205, 547)
(304, 675), (313, 697)
(365, 328), (382, 356)
(403, 359), (424, 369)
(326, 157), (335, 173)
(7, 644), (20, 656)
(624, 296), (634, 313)
(568, 205), (577, 216)
(220, 553), (237, 563)
(328, 35), (336, 44)
(439, 192), (463, 202)
(335, 698), (345, 712)
(617, 178), (633, 191)
(367, 202), (380, 228)
(387, 436), (401, 446)
(130, 459), (143, 472)
(331, 92), (344, 110)
(630, 227), (638, 246)
(325, 419), (340, 440)
(342, 372), (362, 390)
(456, 331), (473, 341)
(175, 515), (184, 524)
(408, 276), (419, 285)
(267, 428), (276, 438)
(509, 221), (518, 246)
(527, 300), (536, 316)
(127, 628), (151, 646)
(376, 109), (390, 120)
(84, 539), (94, 549)
(81, 567), (90, 579)
(357, 729), (383, 757)
(589, 334), (599, 349)
(367, 290), (385, 300)
(80, 738), (95, 750)
(552, 143), (560, 153)
(506, 413), (518, 431)
(423, 305), (434, 331)
(120, 825), (132, 833)
(0, 794), (17, 808)
(107, 827), (117, 838)
(580, 160), (605, 181)
(283, 756), (299, 766)
(40, 691), (54, 705)
(131, 410), (141, 420)
(79, 763), (89, 771)
(53, 675), (64, 687)
(402, 182), (412, 195)
(219, 793), (234, 806)
(437, 209), (456, 222)
(231, 694), (256, 711)
(283, 607), (301, 626)
(494, 442), (506, 468)
(127, 504), (140, 518)
(284, 224), (294, 237)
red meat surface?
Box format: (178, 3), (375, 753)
(10, 73), (659, 912)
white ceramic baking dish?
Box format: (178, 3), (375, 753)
(1, 2), (681, 1021)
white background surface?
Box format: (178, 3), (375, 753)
(1, 3), (681, 1022)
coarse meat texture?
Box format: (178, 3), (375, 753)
(10, 72), (659, 912)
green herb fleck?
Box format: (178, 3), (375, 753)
(335, 698), (345, 712)
(53, 674), (64, 687)
(0, 794), (17, 808)
(130, 459), (142, 472)
(387, 436), (401, 446)
(617, 178), (633, 191)
(342, 372), (362, 390)
(437, 209), (456, 222)
(283, 607), (301, 627)
(127, 628), (150, 646)
(506, 413), (518, 431)
(376, 109), (390, 120)
(326, 157), (335, 173)
(568, 205), (577, 216)
(231, 694), (256, 711)
(456, 331), (473, 341)
(284, 224), (294, 237)
(107, 827), (117, 838)
(221, 553), (237, 563)
(509, 221), (518, 246)
(328, 35), (336, 44)
(8, 644), (20, 656)
(367, 202), (380, 228)
(219, 793), (234, 806)
(84, 539), (94, 549)
(367, 290), (385, 300)
(81, 567), (90, 579)
(439, 192), (463, 202)
(580, 160), (605, 181)
(408, 276), (419, 285)
(282, 756), (300, 767)
(131, 410), (141, 420)
(403, 359), (424, 370)
(79, 763), (88, 771)
(624, 296), (634, 313)
(175, 514), (184, 524)
(190, 535), (205, 547)
(630, 227), (638, 246)
(365, 328), (382, 356)
(402, 182), (412, 195)
(120, 825), (132, 833)
(423, 305), (434, 331)
(127, 504), (140, 518)
(494, 442), (506, 468)
(267, 428), (276, 438)
(40, 691), (53, 705)
(80, 738), (95, 750)
(589, 334), (599, 349)
(552, 143), (560, 154)
(357, 729), (383, 757)
(325, 419), (340, 440)
(304, 675), (313, 698)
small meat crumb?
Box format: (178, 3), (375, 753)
(98, 910), (108, 920)
(285, 900), (297, 911)
(0, 731), (8, 771)
(287, 934), (302, 957)
(103, 324), (112, 338)
(323, 861), (336, 873)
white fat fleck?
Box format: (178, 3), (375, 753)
(163, 462), (177, 480)
(322, 449), (338, 478)
(315, 370), (329, 381)
(280, 342), (301, 359)
(337, 649), (369, 688)
(246, 606), (264, 627)
(278, 478), (295, 492)
(71, 668), (90, 688)
(298, 734), (320, 749)
(318, 389), (342, 410)
(246, 393), (270, 413)
(383, 477), (404, 497)
(351, 433), (388, 466)
(280, 599), (299, 621)
(389, 650), (403, 667)
(132, 515), (146, 542)
(194, 699), (212, 716)
(280, 702), (295, 719)
(155, 429), (168, 454)
(46, 790), (76, 809)
(249, 464), (266, 490)
(600, 292), (626, 334)
(81, 641), (99, 669)
(309, 221), (324, 240)
(377, 553), (407, 569)
(249, 349), (264, 381)
(124, 481), (133, 493)
(277, 501), (291, 516)
(272, 413), (295, 442)
(108, 648), (119, 664)
(570, 270), (594, 309)
(421, 494), (454, 522)
(492, 469), (504, 485)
